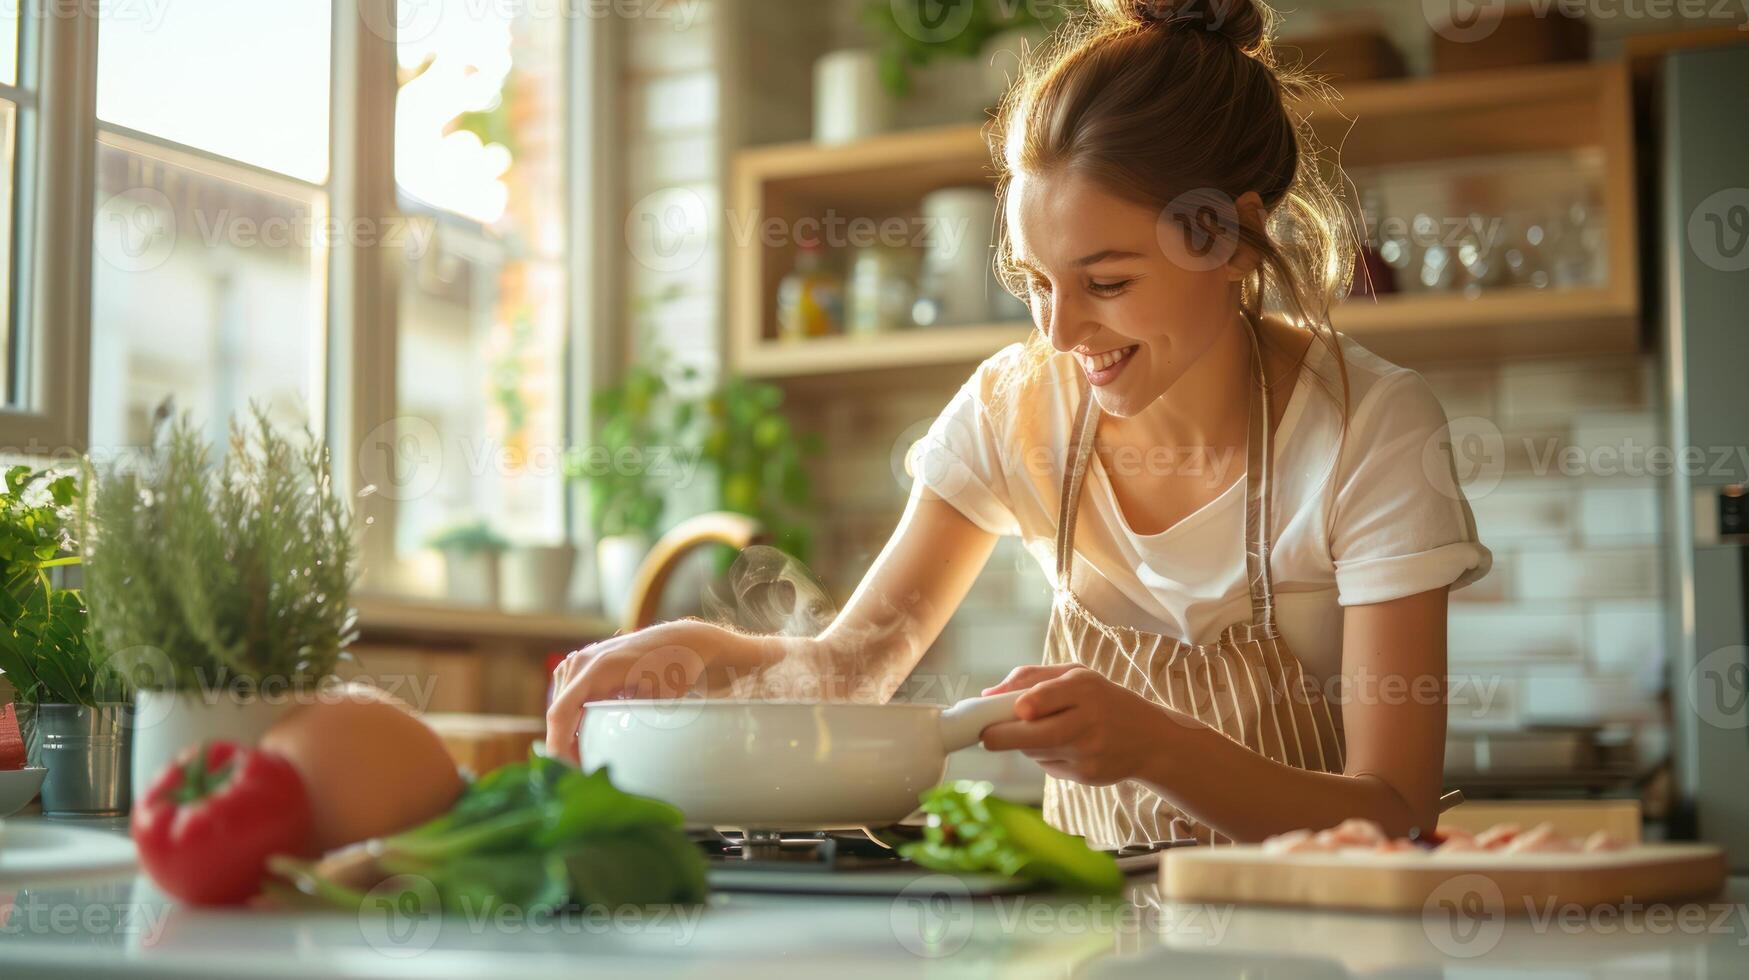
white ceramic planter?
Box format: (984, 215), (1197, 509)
(130, 691), (297, 804)
(595, 533), (650, 623)
(813, 48), (890, 144)
(499, 544), (579, 614)
(441, 548), (501, 607)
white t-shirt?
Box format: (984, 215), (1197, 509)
(914, 331), (1492, 684)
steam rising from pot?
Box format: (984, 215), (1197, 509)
(702, 545), (835, 638)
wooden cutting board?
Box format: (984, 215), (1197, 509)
(1161, 844), (1726, 914)
(421, 713), (544, 776)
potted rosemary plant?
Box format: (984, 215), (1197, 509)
(81, 406), (358, 803)
(0, 466), (132, 815)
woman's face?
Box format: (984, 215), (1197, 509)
(1005, 168), (1261, 418)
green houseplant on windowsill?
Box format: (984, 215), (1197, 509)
(0, 466), (133, 815)
(81, 403), (359, 805)
(572, 355), (679, 622)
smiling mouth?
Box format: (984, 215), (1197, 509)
(1079, 345), (1139, 384)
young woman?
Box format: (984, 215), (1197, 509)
(547, 0), (1491, 846)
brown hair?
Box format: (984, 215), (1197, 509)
(988, 0), (1354, 412)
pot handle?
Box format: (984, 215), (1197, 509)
(937, 691), (1024, 752)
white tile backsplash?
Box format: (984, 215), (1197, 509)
(1579, 484), (1662, 543)
(1449, 606), (1586, 664)
(1587, 600), (1666, 679)
(1514, 547), (1660, 601)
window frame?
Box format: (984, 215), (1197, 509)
(3, 2), (96, 454)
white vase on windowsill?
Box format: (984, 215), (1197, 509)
(440, 547), (502, 607)
(500, 544), (579, 614)
(595, 533), (651, 626)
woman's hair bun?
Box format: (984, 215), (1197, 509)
(1129, 0), (1267, 57)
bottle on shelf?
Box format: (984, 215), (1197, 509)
(776, 241), (844, 342)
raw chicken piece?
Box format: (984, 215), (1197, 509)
(1374, 838), (1420, 853)
(1502, 822), (1576, 854)
(1434, 827), (1476, 847)
(1583, 830), (1626, 853)
(1327, 818), (1387, 846)
(1435, 835), (1483, 854)
(1280, 833), (1339, 854)
(1473, 823), (1523, 850)
(1262, 829), (1314, 854)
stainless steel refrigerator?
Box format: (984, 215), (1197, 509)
(1660, 42), (1749, 871)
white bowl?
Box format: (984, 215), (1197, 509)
(0, 768), (47, 817)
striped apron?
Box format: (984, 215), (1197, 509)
(1040, 312), (1347, 848)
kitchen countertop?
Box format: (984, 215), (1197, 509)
(4, 814), (1748, 978)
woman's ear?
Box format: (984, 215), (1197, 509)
(1225, 190), (1268, 281)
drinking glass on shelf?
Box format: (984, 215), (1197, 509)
(1547, 193), (1606, 290)
(1454, 211), (1508, 299)
(1414, 211), (1459, 293)
(1500, 207), (1552, 290)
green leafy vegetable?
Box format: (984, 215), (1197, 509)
(271, 753), (708, 916)
(900, 780), (1124, 894)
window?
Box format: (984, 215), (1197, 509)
(89, 0), (331, 450)
(26, 1), (609, 600)
(391, 0), (570, 576)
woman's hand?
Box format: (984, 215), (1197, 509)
(977, 664), (1183, 786)
(544, 619), (785, 764)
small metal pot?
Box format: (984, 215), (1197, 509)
(37, 702), (133, 816)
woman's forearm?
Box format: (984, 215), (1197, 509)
(1137, 709), (1430, 842)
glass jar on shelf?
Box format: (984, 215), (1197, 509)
(847, 245), (919, 336)
(776, 242), (844, 341)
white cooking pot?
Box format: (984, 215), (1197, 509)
(580, 692), (1023, 830)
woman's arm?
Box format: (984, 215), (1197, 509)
(807, 485), (1001, 701)
(545, 484), (998, 759)
(982, 585), (1450, 841)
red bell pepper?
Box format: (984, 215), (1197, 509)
(130, 740), (312, 905)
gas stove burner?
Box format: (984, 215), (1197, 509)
(692, 827), (1196, 895)
(703, 828), (911, 866)
(728, 831), (835, 862)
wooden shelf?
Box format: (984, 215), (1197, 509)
(729, 61), (1641, 378)
(738, 322), (1031, 378)
(1333, 286), (1640, 362)
(353, 595), (615, 647)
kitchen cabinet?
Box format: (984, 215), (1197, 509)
(728, 61), (1640, 377)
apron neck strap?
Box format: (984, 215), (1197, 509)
(1053, 310), (1278, 627)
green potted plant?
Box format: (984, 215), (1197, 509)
(0, 466), (132, 815)
(696, 376), (822, 573)
(570, 354), (684, 621)
(425, 519), (509, 608)
(861, 0), (1064, 108)
(81, 404), (358, 805)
